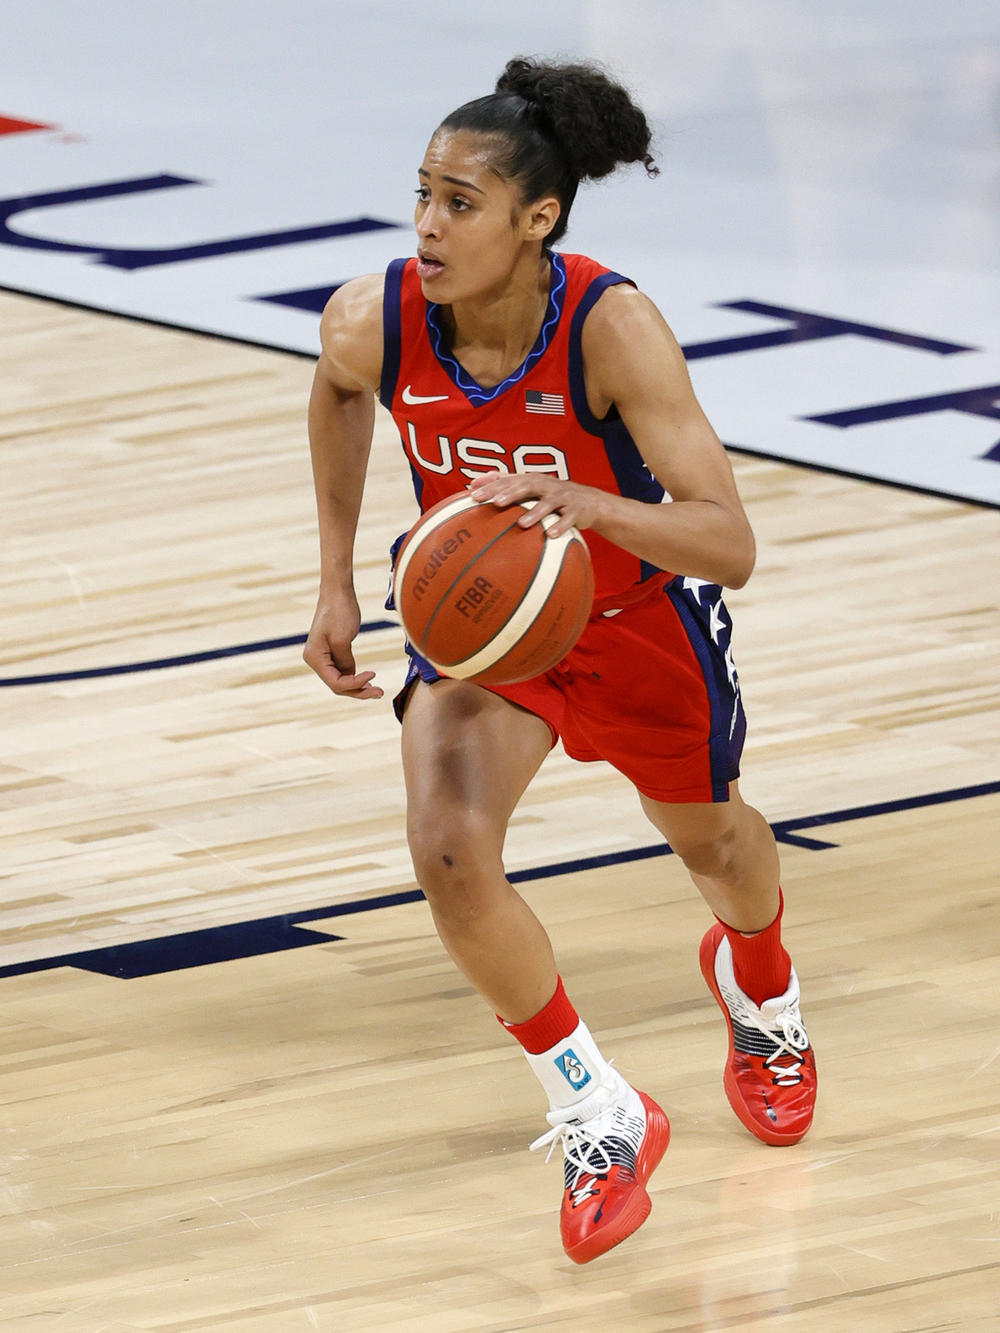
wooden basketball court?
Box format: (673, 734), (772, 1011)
(2, 284), (998, 1330)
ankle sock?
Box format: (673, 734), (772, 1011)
(499, 977), (615, 1111)
(719, 889), (792, 1008)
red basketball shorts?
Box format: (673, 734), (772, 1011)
(393, 575), (746, 805)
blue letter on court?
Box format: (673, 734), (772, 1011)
(806, 384), (1000, 461)
(0, 174), (402, 270)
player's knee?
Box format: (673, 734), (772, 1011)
(407, 811), (503, 912)
(671, 822), (742, 882)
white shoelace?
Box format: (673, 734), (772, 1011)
(529, 1066), (630, 1187)
(759, 1007), (810, 1084)
(529, 1116), (616, 1179)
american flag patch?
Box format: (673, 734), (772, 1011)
(525, 390), (565, 415)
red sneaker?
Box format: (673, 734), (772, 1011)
(700, 923), (816, 1146)
(530, 1073), (670, 1264)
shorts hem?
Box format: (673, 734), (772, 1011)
(485, 683), (560, 750)
(633, 780), (733, 805)
(395, 663), (560, 752)
(632, 764), (740, 805)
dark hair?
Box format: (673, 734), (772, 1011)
(438, 56), (658, 244)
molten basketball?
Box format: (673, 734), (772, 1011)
(393, 493), (595, 685)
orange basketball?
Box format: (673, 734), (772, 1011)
(393, 493), (595, 685)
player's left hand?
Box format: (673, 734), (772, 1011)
(466, 474), (607, 538)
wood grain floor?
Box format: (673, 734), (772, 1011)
(2, 289), (999, 1331)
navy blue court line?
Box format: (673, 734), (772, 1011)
(723, 440), (999, 512)
(2, 781), (995, 982)
(0, 621), (399, 687)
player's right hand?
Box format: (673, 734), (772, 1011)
(303, 593), (384, 700)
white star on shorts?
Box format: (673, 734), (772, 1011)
(682, 576), (712, 604)
(709, 599), (727, 644)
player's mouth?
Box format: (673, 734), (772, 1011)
(416, 251), (445, 280)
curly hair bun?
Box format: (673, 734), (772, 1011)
(496, 56), (658, 183)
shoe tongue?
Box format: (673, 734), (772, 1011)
(759, 970), (800, 1023)
(759, 996), (786, 1024)
(759, 996), (808, 1050)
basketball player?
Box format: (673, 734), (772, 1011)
(304, 57), (817, 1263)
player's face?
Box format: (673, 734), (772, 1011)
(414, 129), (551, 301)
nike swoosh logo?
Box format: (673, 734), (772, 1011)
(402, 385), (449, 405)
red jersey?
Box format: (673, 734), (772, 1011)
(379, 252), (667, 600)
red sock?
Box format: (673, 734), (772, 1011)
(498, 976), (579, 1054)
(719, 889), (792, 1007)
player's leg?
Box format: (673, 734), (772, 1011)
(641, 783), (816, 1145)
(401, 676), (669, 1261)
(401, 676), (556, 1018)
(639, 780), (781, 933)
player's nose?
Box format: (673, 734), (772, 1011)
(416, 202), (445, 239)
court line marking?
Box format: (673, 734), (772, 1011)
(1, 780), (996, 982)
(0, 622), (397, 687)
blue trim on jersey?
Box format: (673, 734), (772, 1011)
(594, 416), (664, 506)
(567, 269), (664, 583)
(405, 457), (425, 509)
(425, 251), (568, 407)
(380, 258), (427, 503)
(567, 268), (633, 433)
(384, 531), (407, 612)
(379, 257), (407, 407)
(597, 417), (665, 584)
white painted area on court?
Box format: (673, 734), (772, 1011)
(2, 1), (999, 502)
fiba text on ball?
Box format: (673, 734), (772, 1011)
(454, 577), (504, 623)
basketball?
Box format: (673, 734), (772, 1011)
(393, 493), (595, 685)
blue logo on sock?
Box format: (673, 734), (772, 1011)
(554, 1048), (592, 1090)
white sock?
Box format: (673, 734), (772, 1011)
(523, 1019), (616, 1112)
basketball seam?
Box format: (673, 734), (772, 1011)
(557, 540), (594, 656)
(440, 528), (582, 679)
(393, 493), (483, 595)
(420, 509), (545, 664)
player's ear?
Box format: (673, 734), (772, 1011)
(525, 196), (561, 242)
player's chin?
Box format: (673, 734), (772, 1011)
(417, 265), (454, 298)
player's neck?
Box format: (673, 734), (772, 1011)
(442, 251), (551, 385)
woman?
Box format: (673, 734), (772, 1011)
(304, 56), (816, 1265)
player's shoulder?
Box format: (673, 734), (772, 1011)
(319, 272), (385, 344)
(582, 279), (681, 362)
(317, 272), (386, 392)
(586, 278), (670, 336)
(579, 274), (691, 407)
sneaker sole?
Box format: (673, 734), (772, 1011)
(699, 925), (810, 1147)
(565, 1092), (670, 1264)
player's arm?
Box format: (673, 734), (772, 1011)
(583, 285), (755, 586)
(470, 285), (756, 589)
(584, 286), (757, 583)
(303, 274), (385, 699)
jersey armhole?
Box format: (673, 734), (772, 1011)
(378, 258), (408, 408)
(567, 271), (635, 434)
